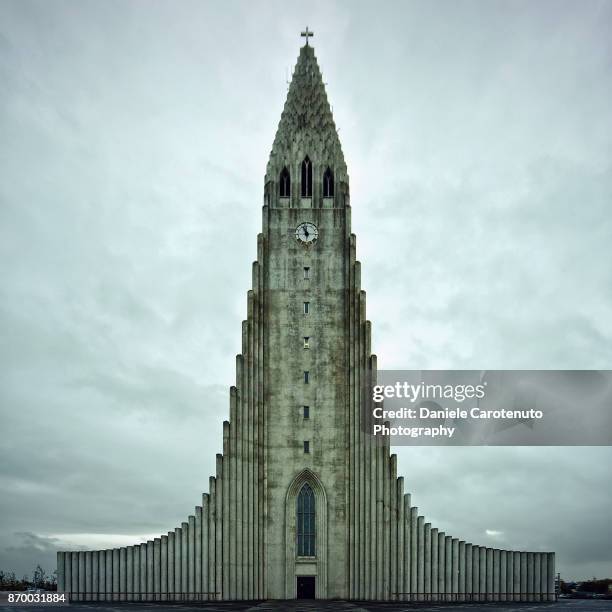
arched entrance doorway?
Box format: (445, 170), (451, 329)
(284, 469), (327, 598)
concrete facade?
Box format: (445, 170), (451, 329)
(57, 43), (555, 602)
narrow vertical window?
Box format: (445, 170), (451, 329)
(304, 371), (309, 384)
(303, 266), (310, 280)
(323, 167), (334, 197)
(303, 301), (310, 314)
(297, 483), (315, 556)
(303, 406), (310, 419)
(303, 441), (310, 454)
(303, 337), (309, 349)
(279, 166), (291, 197)
(301, 156), (312, 197)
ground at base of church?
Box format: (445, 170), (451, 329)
(4, 599), (611, 612)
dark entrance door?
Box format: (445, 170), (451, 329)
(296, 575), (316, 599)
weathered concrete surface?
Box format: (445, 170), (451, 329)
(56, 43), (555, 602)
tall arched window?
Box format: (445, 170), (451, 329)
(297, 483), (315, 556)
(279, 167), (290, 198)
(301, 156), (312, 198)
(323, 167), (334, 197)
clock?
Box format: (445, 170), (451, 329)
(295, 222), (318, 244)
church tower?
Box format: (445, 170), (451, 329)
(57, 39), (555, 603)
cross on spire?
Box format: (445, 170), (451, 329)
(301, 27), (314, 46)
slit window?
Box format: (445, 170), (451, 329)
(303, 440), (310, 454)
(303, 266), (310, 279)
(303, 337), (309, 349)
(279, 166), (291, 197)
(303, 406), (310, 419)
(304, 371), (309, 384)
(297, 483), (315, 556)
(303, 301), (310, 314)
(323, 167), (334, 197)
(301, 156), (312, 198)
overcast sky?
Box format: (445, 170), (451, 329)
(1, 0), (611, 583)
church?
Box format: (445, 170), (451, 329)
(57, 35), (555, 602)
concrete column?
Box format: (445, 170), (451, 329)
(506, 551), (514, 603)
(120, 547), (127, 601)
(91, 551), (98, 601)
(64, 553), (71, 600)
(166, 535), (173, 601)
(78, 551), (85, 601)
(396, 480), (405, 601)
(513, 550), (520, 602)
(347, 263), (355, 599)
(57, 552), (65, 593)
(132, 546), (140, 602)
(445, 536), (452, 601)
(479, 547), (486, 601)
(493, 549), (500, 601)
(208, 479), (216, 599)
(113, 548), (120, 602)
(66, 553), (74, 601)
(126, 547), (133, 602)
(390, 456), (398, 601)
(424, 523), (431, 601)
(98, 550), (106, 601)
(376, 440), (383, 600)
(520, 551), (527, 601)
(195, 507), (202, 600)
(430, 528), (438, 602)
(465, 544), (472, 602)
(416, 515), (424, 601)
(153, 539), (160, 602)
(527, 552), (534, 601)
(471, 545), (479, 602)
(85, 551), (92, 601)
(236, 353), (246, 601)
(139, 542), (147, 602)
(540, 552), (547, 601)
(357, 300), (366, 600)
(201, 496), (209, 600)
(486, 548), (493, 600)
(547, 552), (555, 602)
(251, 269), (259, 600)
(438, 532), (445, 600)
(188, 514), (196, 598)
(161, 536), (168, 601)
(451, 539), (459, 601)
(146, 542), (153, 602)
(222, 426), (230, 600)
(71, 552), (79, 601)
(174, 527), (182, 599)
(458, 541), (465, 602)
(366, 394), (375, 600)
(383, 451), (391, 601)
(215, 455), (223, 600)
(181, 522), (189, 597)
(228, 389), (237, 601)
(402, 495), (411, 601)
(500, 550), (507, 601)
(245, 298), (254, 601)
(106, 548), (114, 601)
(410, 506), (418, 599)
(533, 552), (541, 601)
(257, 254), (265, 600)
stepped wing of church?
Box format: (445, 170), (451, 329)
(58, 44), (555, 602)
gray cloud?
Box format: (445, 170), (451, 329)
(1, 0), (611, 582)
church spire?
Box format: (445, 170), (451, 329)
(265, 43), (349, 209)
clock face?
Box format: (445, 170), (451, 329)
(295, 222), (318, 244)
